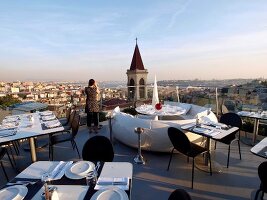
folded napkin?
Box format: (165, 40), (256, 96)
(43, 120), (61, 128)
(203, 130), (221, 137)
(193, 127), (212, 134)
(1, 122), (17, 128)
(40, 111), (53, 116)
(97, 177), (128, 185)
(0, 129), (16, 138)
(42, 115), (56, 121)
(95, 177), (129, 190)
(51, 161), (73, 180)
(181, 123), (195, 130)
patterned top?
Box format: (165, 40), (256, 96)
(85, 86), (99, 112)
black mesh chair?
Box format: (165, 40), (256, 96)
(60, 106), (72, 126)
(82, 136), (114, 162)
(167, 127), (212, 189)
(255, 161), (267, 200)
(214, 112), (242, 168)
(62, 109), (77, 131)
(49, 115), (81, 160)
(168, 189), (192, 200)
(0, 147), (15, 181)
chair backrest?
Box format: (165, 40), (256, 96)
(0, 147), (7, 160)
(168, 127), (191, 155)
(219, 113), (242, 128)
(68, 110), (77, 127)
(82, 136), (114, 162)
(168, 189), (192, 200)
(65, 107), (72, 123)
(71, 115), (80, 137)
(258, 161), (267, 191)
(221, 104), (229, 114)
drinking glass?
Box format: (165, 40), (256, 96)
(85, 171), (97, 187)
(41, 173), (52, 200)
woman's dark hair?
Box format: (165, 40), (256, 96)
(89, 79), (95, 86)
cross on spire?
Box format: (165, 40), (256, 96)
(135, 37), (138, 45)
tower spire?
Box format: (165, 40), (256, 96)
(130, 39), (144, 70)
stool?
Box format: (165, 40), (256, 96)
(134, 127), (145, 165)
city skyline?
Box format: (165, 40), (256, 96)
(0, 0), (267, 82)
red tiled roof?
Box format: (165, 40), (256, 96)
(130, 44), (145, 70)
(103, 98), (127, 106)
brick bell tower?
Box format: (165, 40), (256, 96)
(126, 39), (148, 101)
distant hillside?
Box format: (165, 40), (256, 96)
(157, 79), (255, 88)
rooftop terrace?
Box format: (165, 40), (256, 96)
(0, 121), (265, 200)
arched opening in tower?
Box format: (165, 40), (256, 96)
(139, 78), (145, 99)
(129, 79), (135, 100)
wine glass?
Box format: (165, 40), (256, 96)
(85, 171), (97, 187)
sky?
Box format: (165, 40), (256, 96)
(0, 0), (267, 82)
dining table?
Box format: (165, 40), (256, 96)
(0, 161), (133, 200)
(181, 121), (239, 172)
(0, 111), (64, 162)
(237, 111), (267, 145)
(250, 137), (267, 158)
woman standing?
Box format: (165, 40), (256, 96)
(85, 79), (100, 133)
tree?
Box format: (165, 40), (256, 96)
(0, 95), (22, 108)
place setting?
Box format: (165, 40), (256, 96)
(0, 184), (28, 200)
(42, 120), (61, 130)
(0, 127), (17, 138)
(41, 115), (56, 122)
(39, 111), (54, 116)
(0, 178), (43, 200)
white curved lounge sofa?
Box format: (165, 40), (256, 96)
(112, 102), (218, 152)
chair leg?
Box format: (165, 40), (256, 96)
(167, 148), (174, 171)
(191, 158), (194, 189)
(261, 190), (264, 200)
(6, 150), (16, 170)
(48, 144), (51, 161)
(0, 161), (9, 181)
(254, 189), (261, 200)
(227, 144), (231, 168)
(72, 140), (81, 158)
(7, 146), (16, 167)
(208, 152), (212, 176)
(12, 141), (20, 155)
(71, 140), (75, 150)
(51, 145), (54, 161)
(238, 140), (241, 160)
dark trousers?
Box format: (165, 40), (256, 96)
(87, 112), (99, 127)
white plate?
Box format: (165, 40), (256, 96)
(193, 127), (212, 134)
(65, 161), (95, 179)
(0, 185), (28, 200)
(91, 187), (129, 200)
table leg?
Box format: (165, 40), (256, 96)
(204, 138), (211, 165)
(29, 137), (37, 162)
(195, 137), (222, 173)
(252, 119), (259, 145)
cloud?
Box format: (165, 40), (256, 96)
(167, 0), (191, 29)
